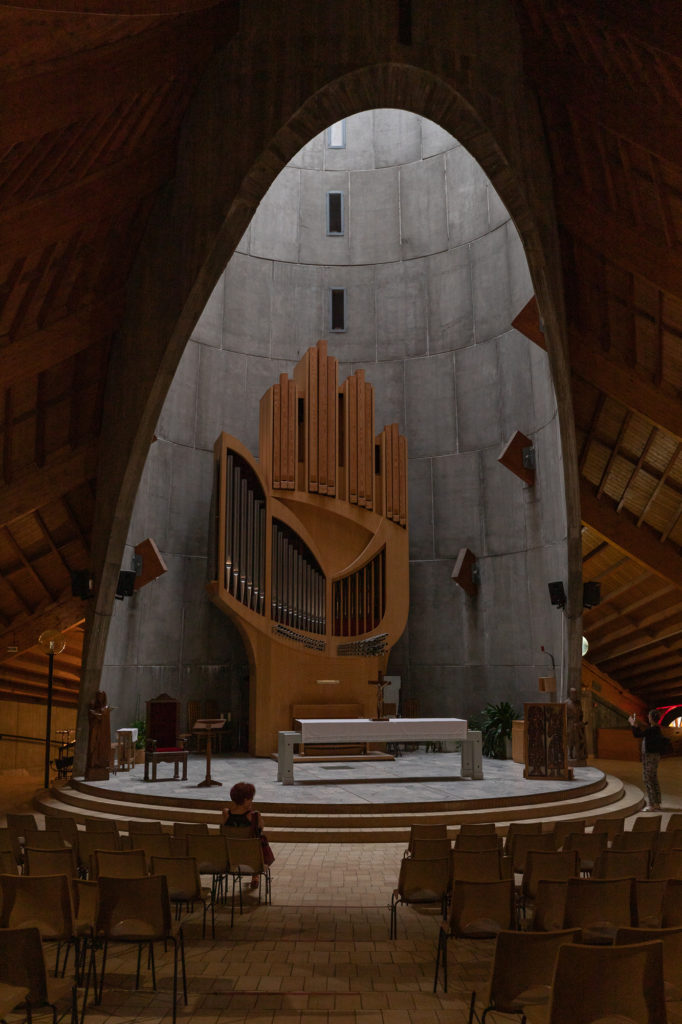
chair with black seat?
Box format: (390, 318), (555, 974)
(0, 926), (77, 1024)
(562, 830), (608, 875)
(151, 855), (215, 939)
(563, 876), (634, 944)
(612, 829), (658, 855)
(389, 856), (449, 940)
(546, 938), (667, 1024)
(633, 813), (662, 833)
(95, 874), (187, 1024)
(504, 822), (542, 857)
(592, 848), (651, 881)
(225, 837), (271, 926)
(616, 925), (682, 1007)
(467, 928), (581, 1024)
(433, 878), (515, 993)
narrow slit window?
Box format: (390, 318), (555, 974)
(330, 288), (346, 332)
(327, 120), (346, 149)
(326, 191), (344, 235)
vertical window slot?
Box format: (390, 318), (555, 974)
(330, 288), (346, 332)
(327, 120), (346, 149)
(326, 191), (344, 235)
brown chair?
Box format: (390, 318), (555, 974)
(151, 855), (215, 939)
(562, 830), (608, 875)
(666, 813), (682, 833)
(520, 850), (579, 919)
(662, 878), (682, 926)
(651, 849), (682, 881)
(44, 816), (80, 855)
(612, 829), (658, 854)
(407, 823), (448, 852)
(508, 832), (556, 876)
(144, 693), (188, 782)
(128, 820), (164, 837)
(454, 833), (502, 852)
(90, 848), (147, 880)
(95, 874), (187, 1024)
(6, 815), (38, 843)
(634, 879), (667, 927)
(0, 850), (18, 875)
(0, 926), (77, 1024)
(592, 848), (651, 881)
(450, 848), (504, 885)
(0, 828), (23, 870)
(531, 880), (569, 932)
(408, 838), (451, 861)
(24, 846), (79, 879)
(0, 873), (78, 981)
(563, 876), (634, 944)
(458, 822), (497, 836)
(546, 938), (667, 1024)
(130, 833), (173, 872)
(173, 822), (209, 839)
(0, 978), (31, 1023)
(75, 831), (120, 877)
(504, 821), (542, 856)
(550, 819), (585, 851)
(389, 856), (449, 940)
(434, 878), (515, 992)
(22, 830), (68, 851)
(589, 815), (625, 845)
(84, 819), (119, 836)
(185, 834), (228, 904)
(633, 813), (662, 833)
(468, 928), (581, 1024)
(655, 829), (682, 854)
(616, 925), (682, 1005)
(225, 837), (271, 926)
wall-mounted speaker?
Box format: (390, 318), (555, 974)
(71, 570), (94, 599)
(548, 581), (567, 609)
(115, 570), (136, 600)
(583, 581), (601, 609)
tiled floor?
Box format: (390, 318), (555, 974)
(2, 755), (681, 1024)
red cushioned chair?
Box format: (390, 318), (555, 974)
(144, 693), (188, 782)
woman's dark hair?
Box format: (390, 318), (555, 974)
(230, 781), (256, 804)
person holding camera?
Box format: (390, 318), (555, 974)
(628, 710), (665, 812)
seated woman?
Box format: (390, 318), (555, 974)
(222, 781), (265, 888)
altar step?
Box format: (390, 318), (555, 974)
(35, 773), (644, 842)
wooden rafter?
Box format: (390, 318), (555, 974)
(579, 393), (605, 472)
(0, 441), (98, 530)
(636, 441), (682, 526)
(597, 410), (632, 497)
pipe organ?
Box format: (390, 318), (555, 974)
(208, 340), (409, 756)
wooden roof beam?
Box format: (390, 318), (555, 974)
(571, 335), (682, 441)
(0, 441), (98, 530)
(0, 597), (85, 665)
(580, 480), (682, 589)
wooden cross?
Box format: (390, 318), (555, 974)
(369, 670), (391, 721)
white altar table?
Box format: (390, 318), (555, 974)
(277, 717), (483, 784)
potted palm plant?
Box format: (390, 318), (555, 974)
(480, 701), (518, 759)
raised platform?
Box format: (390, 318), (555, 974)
(36, 750), (644, 842)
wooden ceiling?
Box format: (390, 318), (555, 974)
(1, 0), (682, 709)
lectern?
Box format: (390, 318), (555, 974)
(193, 718), (225, 788)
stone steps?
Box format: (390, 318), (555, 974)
(35, 773), (644, 842)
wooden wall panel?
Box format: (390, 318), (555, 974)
(327, 354), (337, 495)
(307, 350), (318, 491)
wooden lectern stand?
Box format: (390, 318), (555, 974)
(193, 718), (225, 788)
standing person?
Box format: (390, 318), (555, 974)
(222, 781), (274, 887)
(628, 710), (665, 811)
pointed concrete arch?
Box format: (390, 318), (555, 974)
(76, 8), (581, 771)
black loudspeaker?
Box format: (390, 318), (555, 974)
(583, 581), (601, 609)
(115, 570), (136, 600)
(71, 570), (93, 599)
(548, 581), (567, 608)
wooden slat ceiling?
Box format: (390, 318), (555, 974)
(1, 0), (682, 708)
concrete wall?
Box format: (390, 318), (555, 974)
(102, 110), (568, 739)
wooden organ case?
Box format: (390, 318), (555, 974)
(208, 340), (409, 755)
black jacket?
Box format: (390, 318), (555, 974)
(631, 723), (667, 755)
